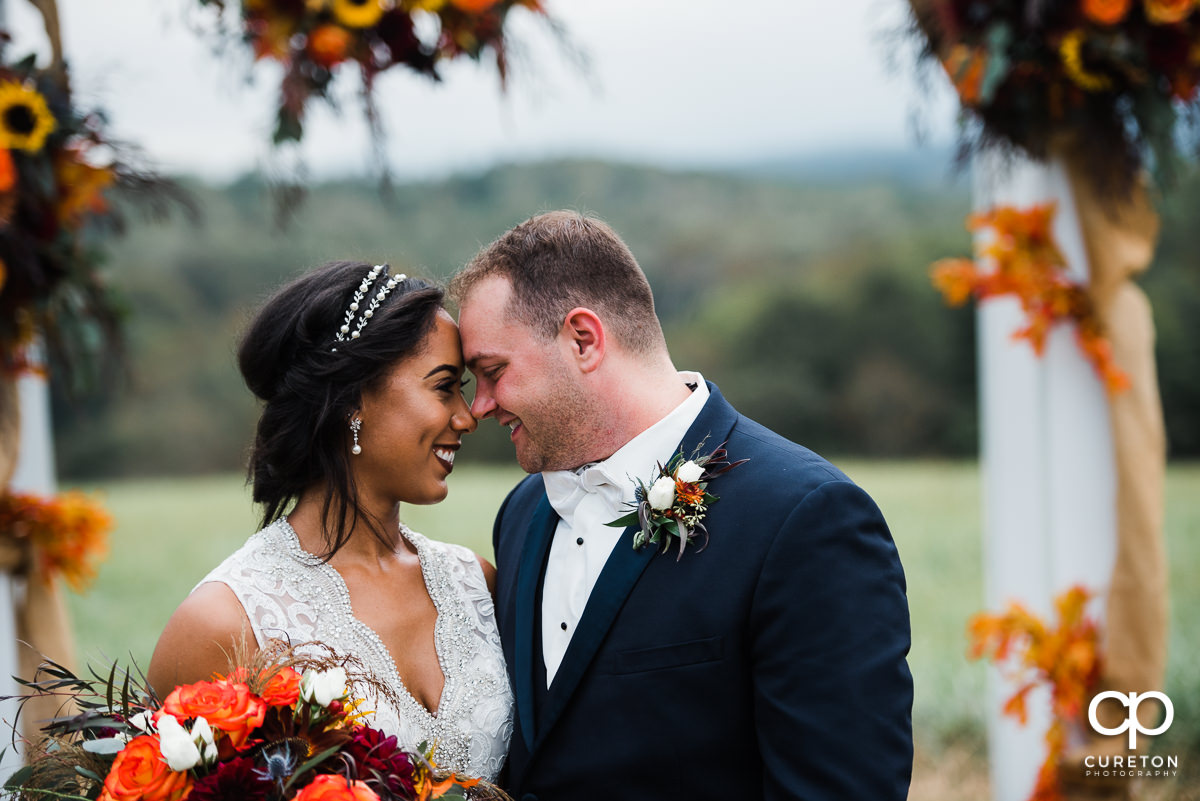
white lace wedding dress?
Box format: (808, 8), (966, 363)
(197, 518), (513, 781)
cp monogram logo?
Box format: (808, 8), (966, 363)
(1088, 691), (1174, 749)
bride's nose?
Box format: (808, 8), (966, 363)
(451, 396), (478, 434)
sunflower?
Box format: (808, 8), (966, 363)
(0, 82), (56, 153)
(331, 0), (386, 28)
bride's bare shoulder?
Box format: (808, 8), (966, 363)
(147, 581), (255, 698)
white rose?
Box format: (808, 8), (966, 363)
(675, 460), (704, 484)
(156, 715), (201, 772)
(300, 667), (348, 707)
(647, 476), (676, 511)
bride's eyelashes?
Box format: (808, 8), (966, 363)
(435, 376), (471, 397)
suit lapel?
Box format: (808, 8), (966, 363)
(531, 381), (742, 748)
(534, 522), (655, 746)
(514, 493), (557, 752)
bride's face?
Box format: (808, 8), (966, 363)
(353, 309), (477, 506)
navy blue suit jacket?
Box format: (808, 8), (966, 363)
(492, 383), (913, 801)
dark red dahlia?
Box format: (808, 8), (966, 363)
(342, 726), (419, 799)
(187, 756), (273, 801)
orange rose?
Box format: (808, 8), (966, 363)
(260, 666), (303, 706)
(1083, 0), (1132, 24)
(98, 735), (193, 801)
(1144, 0), (1194, 24)
(162, 679), (266, 747)
(293, 774), (382, 801)
(308, 24), (354, 68)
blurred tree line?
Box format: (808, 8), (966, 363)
(51, 157), (1199, 478)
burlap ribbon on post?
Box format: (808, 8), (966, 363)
(0, 376), (78, 750)
(1055, 151), (1168, 800)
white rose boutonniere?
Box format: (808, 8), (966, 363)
(647, 476), (677, 510)
(606, 438), (748, 560)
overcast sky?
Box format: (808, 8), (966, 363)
(4, 0), (957, 181)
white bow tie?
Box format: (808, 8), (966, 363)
(543, 462), (628, 524)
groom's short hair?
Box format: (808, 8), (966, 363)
(451, 210), (665, 354)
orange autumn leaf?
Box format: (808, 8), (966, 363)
(930, 258), (979, 306)
(0, 490), (112, 590)
(55, 147), (115, 228)
(942, 44), (988, 105)
(930, 203), (1130, 394)
(1003, 685), (1032, 725)
(967, 585), (1102, 801)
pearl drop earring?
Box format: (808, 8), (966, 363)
(350, 417), (362, 455)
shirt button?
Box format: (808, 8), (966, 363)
(576, 537), (584, 546)
(560, 622), (568, 631)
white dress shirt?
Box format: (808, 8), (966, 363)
(539, 371), (710, 685)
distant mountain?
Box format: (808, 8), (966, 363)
(728, 146), (967, 189)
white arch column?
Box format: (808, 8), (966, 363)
(974, 151), (1117, 801)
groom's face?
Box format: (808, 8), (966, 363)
(459, 276), (596, 473)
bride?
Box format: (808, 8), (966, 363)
(147, 261), (512, 782)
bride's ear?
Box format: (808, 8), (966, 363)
(560, 307), (605, 373)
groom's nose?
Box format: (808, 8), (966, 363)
(470, 383), (497, 420)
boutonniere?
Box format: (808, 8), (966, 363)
(605, 438), (748, 560)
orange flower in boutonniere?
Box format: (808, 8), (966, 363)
(606, 438), (748, 561)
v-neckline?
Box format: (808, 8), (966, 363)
(278, 518), (449, 720)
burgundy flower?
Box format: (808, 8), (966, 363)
(342, 726), (419, 798)
(187, 756), (273, 801)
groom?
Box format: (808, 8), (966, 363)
(452, 211), (912, 800)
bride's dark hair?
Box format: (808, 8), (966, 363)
(237, 260), (444, 559)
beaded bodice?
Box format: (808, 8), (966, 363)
(198, 519), (512, 781)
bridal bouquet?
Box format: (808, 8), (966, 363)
(4, 644), (502, 801)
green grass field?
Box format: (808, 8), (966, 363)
(68, 461), (1200, 758)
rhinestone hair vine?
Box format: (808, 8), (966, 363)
(331, 264), (407, 351)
